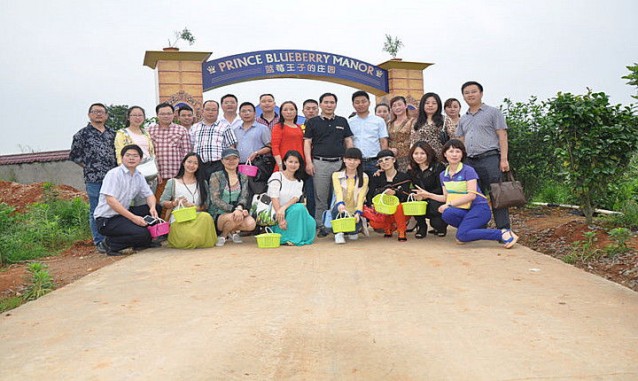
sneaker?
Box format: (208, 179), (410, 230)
(96, 241), (107, 253)
(231, 233), (243, 244)
(348, 233), (358, 241)
(216, 236), (226, 247)
(120, 247), (136, 255)
(334, 232), (346, 244)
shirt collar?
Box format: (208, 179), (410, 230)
(320, 113), (336, 121)
(444, 162), (464, 177)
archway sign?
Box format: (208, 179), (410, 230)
(202, 49), (389, 96)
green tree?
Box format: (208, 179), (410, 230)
(168, 27), (195, 48)
(502, 97), (559, 199)
(622, 63), (638, 100)
(382, 34), (403, 58)
(546, 90), (638, 223)
(106, 104), (129, 131)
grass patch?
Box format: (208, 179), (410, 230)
(0, 296), (23, 313)
(0, 189), (91, 265)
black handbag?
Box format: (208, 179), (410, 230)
(490, 171), (526, 209)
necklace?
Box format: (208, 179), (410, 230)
(181, 179), (198, 203)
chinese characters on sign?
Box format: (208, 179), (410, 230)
(202, 50), (389, 94)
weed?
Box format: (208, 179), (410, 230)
(22, 262), (54, 301)
(566, 231), (602, 263)
(605, 227), (632, 257)
(0, 296), (23, 313)
(605, 200), (638, 230)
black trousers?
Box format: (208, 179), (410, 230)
(415, 200), (447, 233)
(201, 160), (223, 181)
(96, 205), (153, 252)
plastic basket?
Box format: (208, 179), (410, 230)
(172, 200), (197, 223)
(372, 192), (399, 215)
(146, 218), (170, 238)
(402, 194), (427, 216)
(332, 212), (356, 233)
(238, 159), (258, 177)
(256, 227), (281, 248)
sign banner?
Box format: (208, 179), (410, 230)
(202, 49), (388, 94)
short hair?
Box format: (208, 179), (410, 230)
(178, 105), (193, 115)
(461, 81), (483, 93)
(120, 144), (143, 159)
(351, 90), (369, 102)
(155, 102), (174, 114)
(259, 94), (275, 101)
(302, 99), (318, 107)
(389, 96), (408, 123)
(202, 100), (219, 109)
(88, 103), (107, 114)
(441, 139), (467, 162)
(239, 102), (255, 111)
(375, 103), (390, 112)
(319, 92), (337, 103)
(221, 94), (238, 103)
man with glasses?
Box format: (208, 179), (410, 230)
(94, 144), (159, 256)
(70, 103), (117, 248)
(148, 102), (192, 200)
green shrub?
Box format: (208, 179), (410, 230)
(605, 200), (638, 230)
(605, 227), (632, 257)
(532, 183), (574, 205)
(23, 262), (54, 301)
(0, 296), (23, 313)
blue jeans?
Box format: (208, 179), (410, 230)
(86, 182), (104, 245)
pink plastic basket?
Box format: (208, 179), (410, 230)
(238, 160), (258, 177)
(147, 218), (170, 238)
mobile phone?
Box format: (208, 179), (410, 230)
(143, 215), (156, 225)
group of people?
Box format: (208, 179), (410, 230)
(69, 80), (519, 256)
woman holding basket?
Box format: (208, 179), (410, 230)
(330, 148), (369, 244)
(366, 150), (411, 241)
(159, 152), (216, 249)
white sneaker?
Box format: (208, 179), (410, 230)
(334, 232), (346, 244)
(348, 233), (359, 241)
(231, 233), (243, 244)
(216, 236), (226, 247)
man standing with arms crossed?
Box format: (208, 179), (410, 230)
(70, 103), (117, 248)
(348, 90), (389, 177)
(304, 93), (354, 237)
(456, 81), (511, 230)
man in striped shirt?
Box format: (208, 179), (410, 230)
(192, 100), (237, 179)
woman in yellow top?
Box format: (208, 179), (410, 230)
(330, 147), (369, 244)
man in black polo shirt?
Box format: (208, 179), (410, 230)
(304, 93), (354, 236)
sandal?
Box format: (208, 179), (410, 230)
(501, 229), (519, 249)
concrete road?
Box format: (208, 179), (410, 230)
(1, 234), (637, 380)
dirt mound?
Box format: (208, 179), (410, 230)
(0, 181), (86, 213)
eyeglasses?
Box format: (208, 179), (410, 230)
(90, 110), (106, 115)
(377, 157), (394, 164)
(129, 114), (145, 118)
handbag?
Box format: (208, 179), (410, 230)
(138, 157), (158, 180)
(249, 174), (282, 226)
(490, 171), (527, 209)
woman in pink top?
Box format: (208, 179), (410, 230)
(271, 101), (305, 172)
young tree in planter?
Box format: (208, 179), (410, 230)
(546, 90), (638, 223)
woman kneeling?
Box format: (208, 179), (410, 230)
(415, 139), (519, 248)
(209, 148), (256, 247)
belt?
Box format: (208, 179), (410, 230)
(313, 156), (341, 162)
(362, 157), (377, 163)
(468, 149), (499, 160)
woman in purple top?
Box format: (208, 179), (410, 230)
(413, 139), (519, 248)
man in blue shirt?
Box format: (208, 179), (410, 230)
(233, 102), (272, 164)
(348, 90), (388, 177)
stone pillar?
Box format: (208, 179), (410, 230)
(143, 48), (212, 119)
(376, 59), (433, 116)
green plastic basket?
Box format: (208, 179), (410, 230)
(256, 227), (281, 248)
(372, 192), (399, 215)
(332, 212), (356, 233)
(402, 194), (428, 216)
(172, 201), (197, 223)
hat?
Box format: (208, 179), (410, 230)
(376, 149), (395, 159)
(221, 148), (240, 159)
